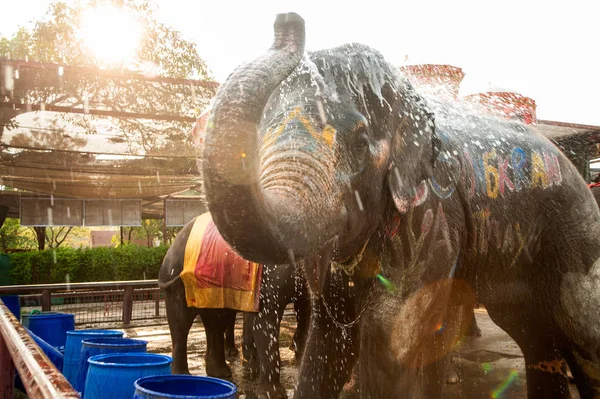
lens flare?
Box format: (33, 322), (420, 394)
(490, 369), (519, 398)
(376, 274), (395, 293)
(482, 362), (493, 374)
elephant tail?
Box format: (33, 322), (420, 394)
(157, 275), (181, 290)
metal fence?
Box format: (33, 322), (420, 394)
(0, 280), (164, 326)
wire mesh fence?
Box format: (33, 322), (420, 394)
(4, 281), (166, 326)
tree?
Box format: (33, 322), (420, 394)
(45, 226), (73, 248)
(0, 0), (216, 154)
(0, 218), (37, 251)
(33, 227), (46, 250)
(119, 220), (181, 246)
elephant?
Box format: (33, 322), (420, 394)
(200, 12), (600, 399)
(158, 216), (310, 399)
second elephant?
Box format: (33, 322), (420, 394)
(158, 213), (309, 399)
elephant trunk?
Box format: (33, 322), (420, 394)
(202, 13), (306, 265)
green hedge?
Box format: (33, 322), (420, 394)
(8, 244), (169, 285)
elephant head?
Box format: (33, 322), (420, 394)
(202, 13), (437, 294)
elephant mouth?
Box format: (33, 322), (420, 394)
(305, 239), (335, 296)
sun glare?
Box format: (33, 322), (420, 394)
(79, 5), (142, 66)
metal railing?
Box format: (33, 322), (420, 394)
(0, 280), (163, 325)
(0, 300), (79, 398)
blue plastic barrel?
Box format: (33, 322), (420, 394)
(22, 311), (61, 328)
(27, 312), (74, 352)
(83, 353), (172, 399)
(63, 329), (123, 385)
(15, 328), (65, 392)
(134, 375), (237, 399)
(0, 295), (20, 321)
(75, 337), (148, 396)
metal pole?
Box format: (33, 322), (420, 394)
(0, 301), (79, 398)
(0, 327), (15, 399)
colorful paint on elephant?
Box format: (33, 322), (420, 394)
(262, 106), (336, 153)
(180, 213), (262, 312)
(464, 147), (562, 199)
(413, 146), (563, 205)
(471, 207), (541, 266)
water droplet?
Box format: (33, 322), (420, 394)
(354, 190), (363, 212)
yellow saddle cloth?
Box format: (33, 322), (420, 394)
(180, 213), (262, 312)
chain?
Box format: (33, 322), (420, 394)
(321, 277), (377, 329)
(321, 233), (387, 329)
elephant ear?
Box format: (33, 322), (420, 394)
(386, 78), (438, 214)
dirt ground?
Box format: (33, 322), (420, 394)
(95, 308), (580, 399)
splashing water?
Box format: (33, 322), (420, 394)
(376, 274), (395, 293)
(490, 369), (519, 398)
(354, 190), (364, 211)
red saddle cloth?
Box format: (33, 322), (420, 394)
(180, 213), (262, 312)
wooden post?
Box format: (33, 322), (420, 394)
(0, 334), (15, 399)
(41, 290), (51, 312)
(123, 287), (134, 325)
(154, 291), (160, 317)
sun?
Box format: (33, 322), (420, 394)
(79, 5), (142, 66)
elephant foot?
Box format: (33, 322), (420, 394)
(171, 363), (191, 375)
(242, 356), (260, 379)
(258, 381), (287, 399)
(465, 316), (482, 337)
(206, 362), (232, 378)
(226, 345), (240, 359)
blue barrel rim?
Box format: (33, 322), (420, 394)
(88, 353), (173, 368)
(134, 375), (237, 399)
(66, 329), (123, 336)
(81, 337), (148, 348)
(25, 313), (74, 320)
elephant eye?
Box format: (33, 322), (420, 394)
(353, 136), (369, 154)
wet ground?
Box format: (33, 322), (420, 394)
(84, 308), (580, 398)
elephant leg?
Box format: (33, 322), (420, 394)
(200, 308), (235, 378)
(225, 311), (239, 359)
(446, 303), (481, 384)
(253, 291), (287, 399)
(295, 272), (358, 399)
(464, 307), (482, 337)
(290, 292), (310, 361)
(165, 280), (197, 375)
(487, 304), (571, 398)
(242, 312), (260, 377)
(563, 347), (600, 399)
